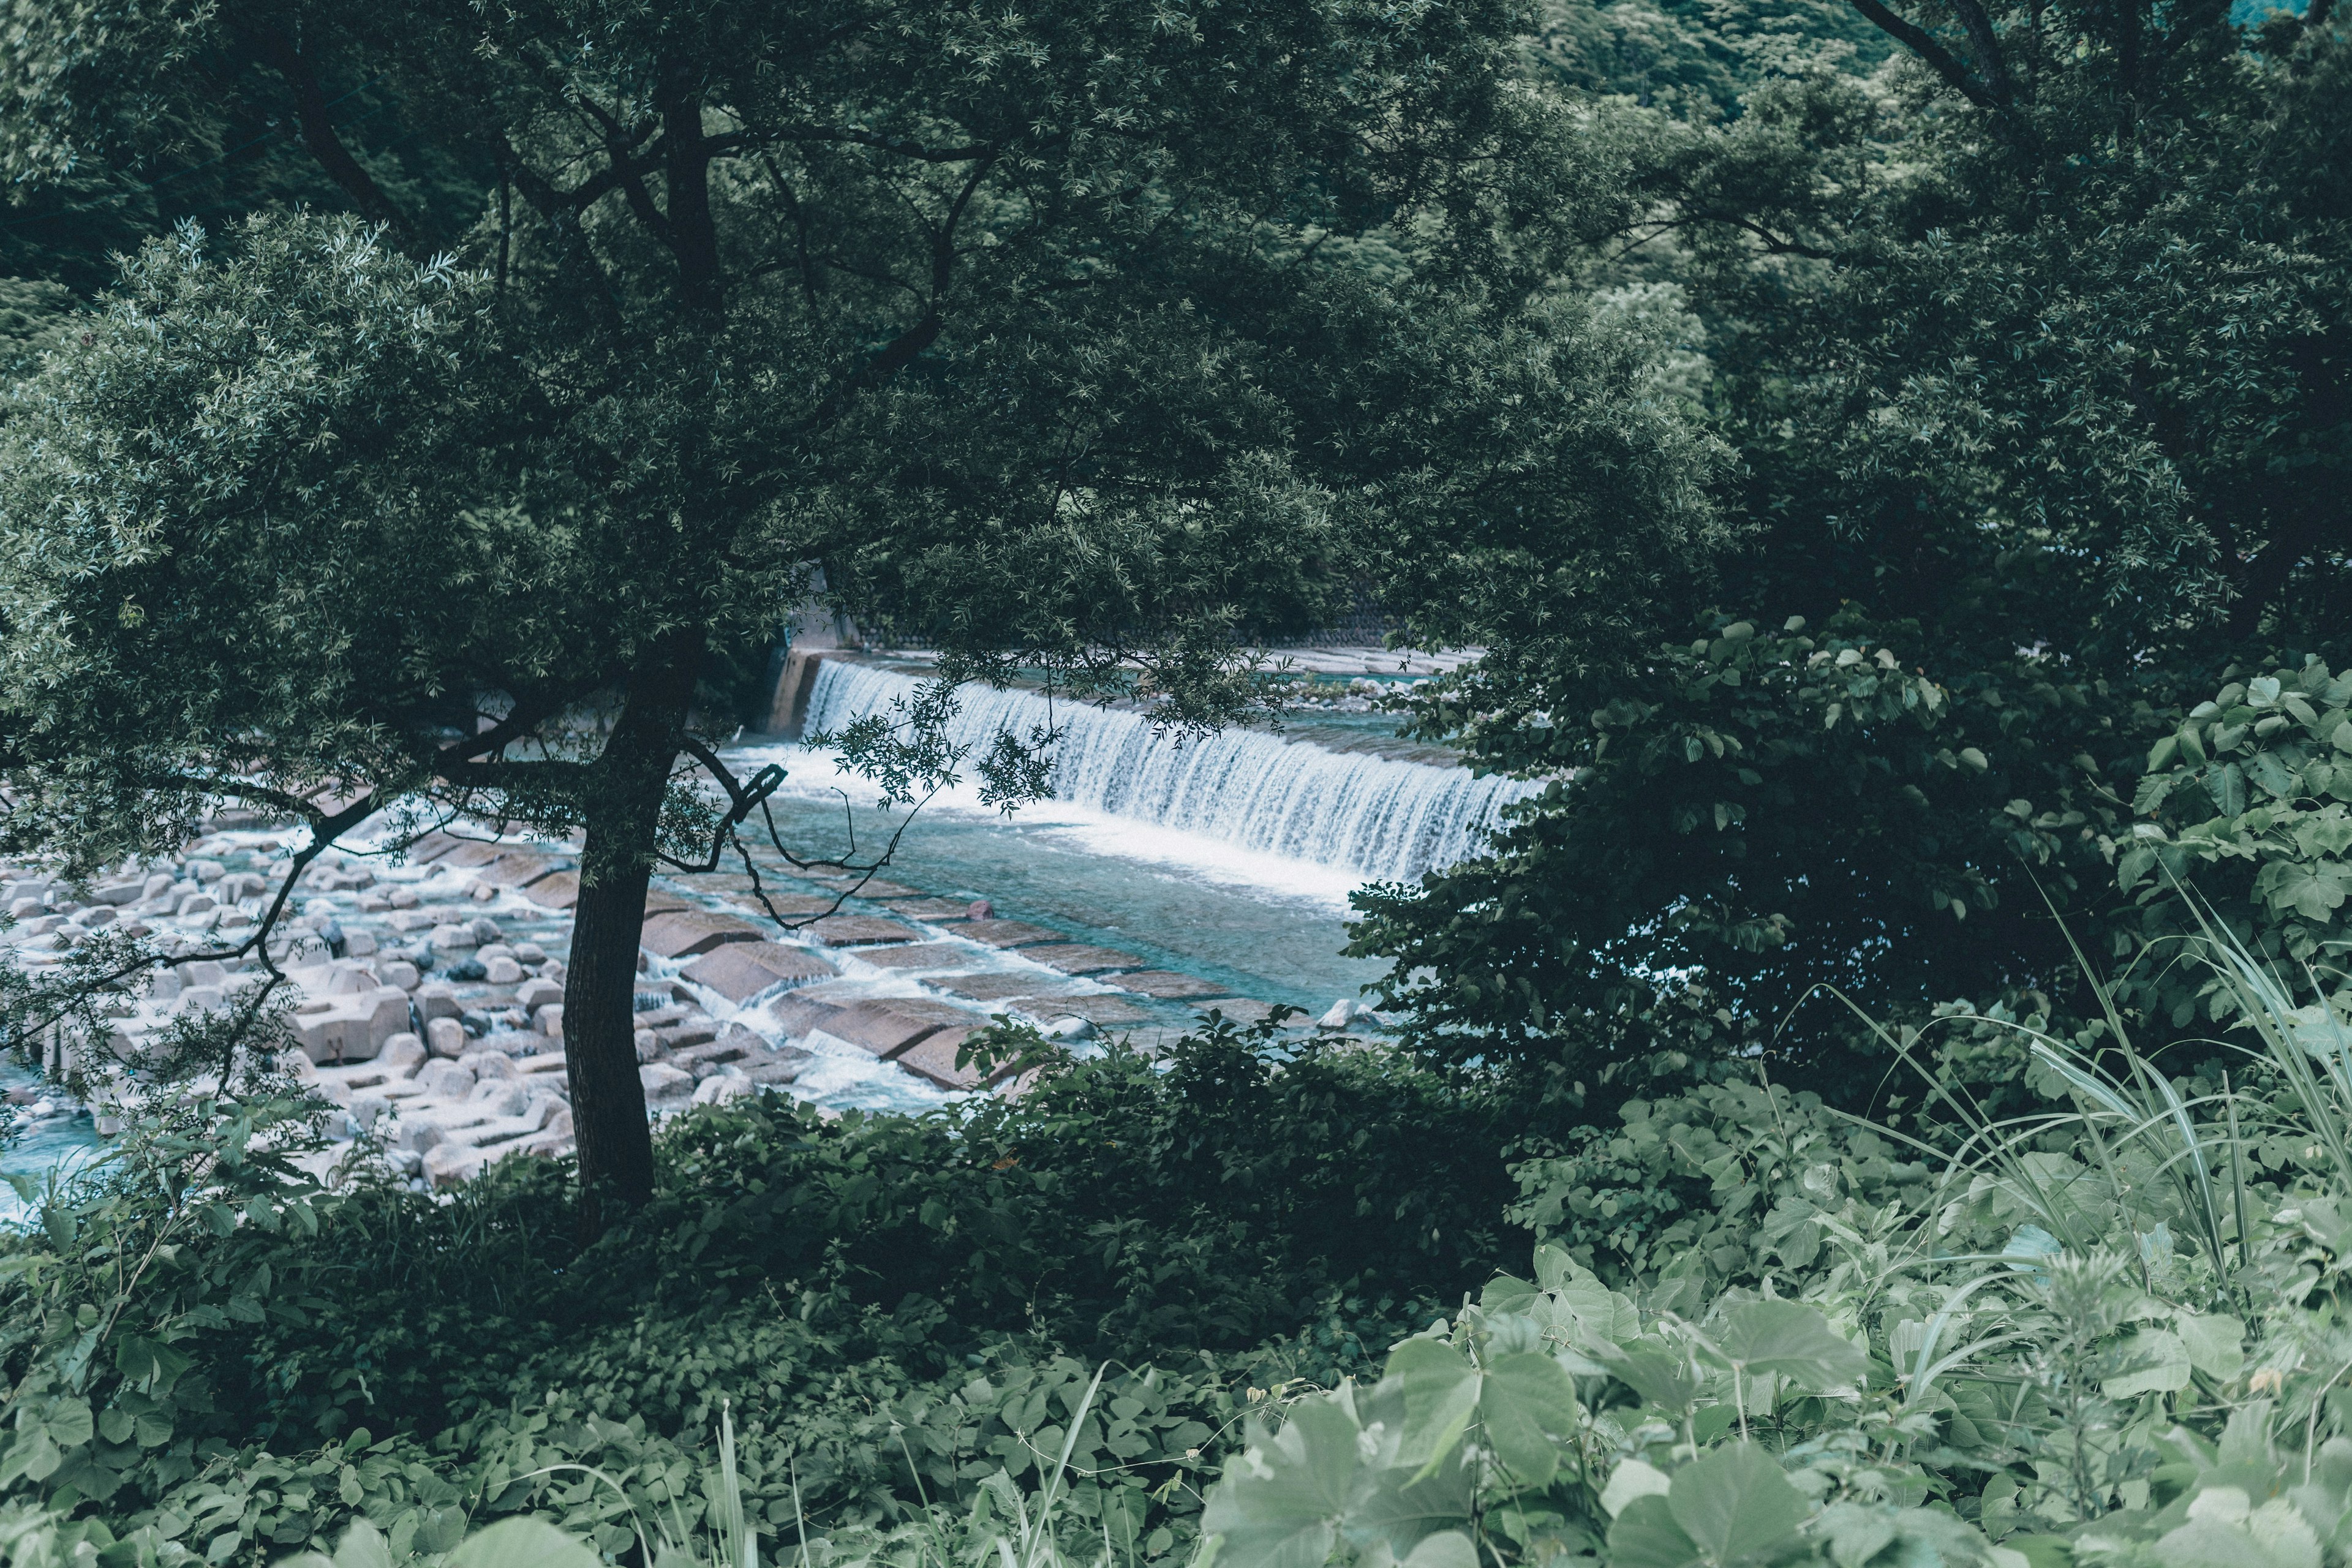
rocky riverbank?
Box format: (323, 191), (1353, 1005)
(4, 823), (1379, 1193)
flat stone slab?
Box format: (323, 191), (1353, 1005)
(767, 994), (845, 1040)
(726, 892), (840, 918)
(521, 872), (579, 910)
(891, 898), (979, 921)
(436, 840), (511, 869)
(853, 941), (979, 971)
(1020, 993), (1151, 1025)
(478, 853), (560, 887)
(641, 911), (764, 959)
(929, 972), (1074, 1002)
(959, 919), (1063, 949)
(403, 831), (467, 864)
(813, 876), (918, 899)
(807, 914), (922, 947)
(893, 1030), (992, 1090)
(644, 891), (692, 916)
(1110, 970), (1236, 1000)
(680, 941), (837, 1002)
(817, 998), (978, 1057)
(1021, 944), (1144, 975)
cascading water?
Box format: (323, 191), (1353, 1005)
(801, 660), (1539, 881)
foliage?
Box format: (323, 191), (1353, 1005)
(1191, 940), (2352, 1567)
(1351, 612), (2136, 1079)
(2119, 659), (2352, 1025)
(0, 1018), (1521, 1564)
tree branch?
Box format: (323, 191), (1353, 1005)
(244, 29), (416, 241)
(1846, 0), (2004, 107)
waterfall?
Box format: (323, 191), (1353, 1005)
(802, 660), (1538, 881)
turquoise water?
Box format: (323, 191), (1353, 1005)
(723, 741), (1399, 1017)
(1, 1060), (101, 1223)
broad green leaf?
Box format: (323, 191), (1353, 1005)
(1605, 1494), (1703, 1568)
(2217, 763), (2249, 818)
(418, 1507), (470, 1556)
(2176, 1314), (2244, 1381)
(1667, 1442), (1808, 1564)
(2257, 861), (2351, 923)
(1201, 1398), (1363, 1568)
(1479, 1273), (1539, 1316)
(116, 1335), (194, 1395)
(1479, 1352), (1577, 1485)
(1396, 1532), (1476, 1568)
(332, 1521), (396, 1568)
(447, 1519), (600, 1568)
(2296, 811), (2352, 859)
(45, 1397), (92, 1448)
(2103, 1328), (2193, 1398)
(1604, 1344), (1702, 1414)
(1385, 1338), (1480, 1473)
(1817, 1503), (1896, 1568)
(1600, 1460), (1674, 1519)
(1714, 1301), (1868, 1391)
(1349, 1444), (1473, 1555)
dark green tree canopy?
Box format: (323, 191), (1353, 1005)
(1355, 0), (2352, 1090)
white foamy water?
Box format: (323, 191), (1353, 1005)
(801, 662), (1534, 883)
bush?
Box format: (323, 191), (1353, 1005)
(0, 1020), (1523, 1563)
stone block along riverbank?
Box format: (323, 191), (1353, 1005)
(2, 820), (1387, 1195)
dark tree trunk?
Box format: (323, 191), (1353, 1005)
(562, 640), (701, 1235)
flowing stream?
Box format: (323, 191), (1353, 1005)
(801, 660), (1535, 883)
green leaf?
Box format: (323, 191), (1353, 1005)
(115, 1335), (194, 1395)
(1666, 1443), (1808, 1564)
(2148, 734), (2180, 771)
(2218, 763), (2248, 818)
(1201, 1397), (1363, 1568)
(1396, 1533), (1476, 1568)
(418, 1507), (469, 1556)
(1605, 1494), (1703, 1568)
(1603, 1344), (1702, 1414)
(45, 1397), (93, 1448)
(2176, 1314), (2244, 1382)
(446, 1519), (600, 1568)
(1479, 1352), (1577, 1485)
(1959, 747), (1989, 772)
(332, 1520), (396, 1568)
(1713, 1301), (1868, 1392)
(2296, 812), (2352, 859)
(2257, 861), (2351, 924)
(1351, 1442), (1473, 1555)
(1601, 1460), (1675, 1519)
(1385, 1339), (1480, 1474)
(2103, 1328), (2192, 1398)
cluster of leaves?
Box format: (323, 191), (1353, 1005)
(2120, 660), (2352, 1025)
(1350, 612), (2131, 1082)
(1193, 948), (2352, 1567)
(0, 1018), (1525, 1565)
(1359, 618), (2352, 1098)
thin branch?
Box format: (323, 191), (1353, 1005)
(244, 29), (417, 241)
(1847, 0), (2005, 107)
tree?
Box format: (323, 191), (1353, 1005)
(0, 1), (1723, 1221)
(1354, 0), (2352, 1085)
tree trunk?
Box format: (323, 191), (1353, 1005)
(562, 641), (701, 1235)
